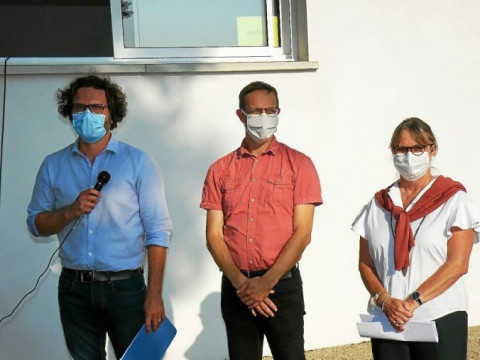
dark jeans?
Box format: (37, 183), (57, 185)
(371, 311), (468, 360)
(58, 270), (146, 360)
(221, 268), (305, 360)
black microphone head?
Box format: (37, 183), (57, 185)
(97, 171), (111, 184)
(94, 171), (111, 191)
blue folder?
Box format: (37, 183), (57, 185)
(121, 317), (177, 359)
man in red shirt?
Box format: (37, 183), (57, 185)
(200, 81), (322, 359)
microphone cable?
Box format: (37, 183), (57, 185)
(0, 56), (10, 205)
(0, 215), (83, 325)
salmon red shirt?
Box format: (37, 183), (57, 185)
(201, 137), (322, 271)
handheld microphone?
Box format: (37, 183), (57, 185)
(93, 170), (111, 191)
(0, 170), (112, 325)
(75, 170), (111, 227)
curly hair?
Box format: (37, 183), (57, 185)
(238, 81), (279, 110)
(57, 74), (127, 130)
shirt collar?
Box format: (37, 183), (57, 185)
(71, 134), (118, 155)
(236, 136), (278, 158)
(388, 182), (401, 205)
(388, 177), (438, 210)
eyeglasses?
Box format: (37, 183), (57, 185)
(241, 107), (279, 117)
(72, 103), (109, 114)
(392, 144), (434, 156)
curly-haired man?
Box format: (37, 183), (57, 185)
(27, 75), (172, 359)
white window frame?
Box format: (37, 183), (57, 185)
(110, 0), (302, 62)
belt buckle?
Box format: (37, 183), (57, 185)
(80, 270), (94, 283)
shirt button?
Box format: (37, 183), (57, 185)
(88, 252), (92, 256)
(252, 179), (256, 182)
(89, 230), (93, 234)
(251, 198), (255, 202)
(249, 218), (254, 222)
(249, 260), (253, 264)
(248, 238), (253, 242)
(255, 159), (259, 163)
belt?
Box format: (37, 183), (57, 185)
(62, 267), (143, 283)
(241, 263), (298, 280)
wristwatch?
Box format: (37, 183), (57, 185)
(411, 291), (423, 306)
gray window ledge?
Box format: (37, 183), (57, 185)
(0, 58), (318, 75)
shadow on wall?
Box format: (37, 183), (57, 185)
(185, 292), (228, 359)
(1, 73), (237, 359)
(118, 76), (231, 298)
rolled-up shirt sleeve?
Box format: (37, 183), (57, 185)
(27, 158), (54, 237)
(293, 155), (323, 206)
(200, 164), (224, 211)
(138, 154), (173, 248)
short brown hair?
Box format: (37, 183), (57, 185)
(238, 81), (279, 110)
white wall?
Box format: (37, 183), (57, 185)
(1, 1), (480, 359)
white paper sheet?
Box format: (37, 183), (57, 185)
(356, 314), (438, 342)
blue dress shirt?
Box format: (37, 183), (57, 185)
(27, 136), (172, 271)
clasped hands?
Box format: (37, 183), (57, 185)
(382, 297), (417, 332)
(236, 276), (277, 318)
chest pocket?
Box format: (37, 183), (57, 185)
(266, 174), (294, 205)
(221, 177), (243, 211)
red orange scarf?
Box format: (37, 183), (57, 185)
(375, 175), (465, 270)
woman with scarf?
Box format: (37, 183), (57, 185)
(352, 117), (480, 360)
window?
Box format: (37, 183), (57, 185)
(0, 1), (112, 57)
(111, 0), (305, 61)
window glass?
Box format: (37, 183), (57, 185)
(121, 0), (279, 48)
(112, 0), (297, 60)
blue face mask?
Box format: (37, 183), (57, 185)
(72, 110), (107, 143)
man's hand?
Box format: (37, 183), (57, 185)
(144, 291), (165, 334)
(249, 297), (278, 318)
(237, 276), (273, 307)
(34, 188), (102, 236)
(237, 277), (277, 317)
(144, 246), (167, 333)
(70, 188), (101, 217)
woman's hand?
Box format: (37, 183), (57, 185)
(382, 297), (413, 331)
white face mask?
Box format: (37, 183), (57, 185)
(393, 151), (431, 181)
(245, 113), (278, 143)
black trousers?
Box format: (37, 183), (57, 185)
(220, 268), (305, 360)
(371, 311), (468, 360)
(58, 270), (146, 360)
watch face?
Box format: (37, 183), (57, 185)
(412, 291), (422, 305)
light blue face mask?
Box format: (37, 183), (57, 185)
(72, 109), (107, 143)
